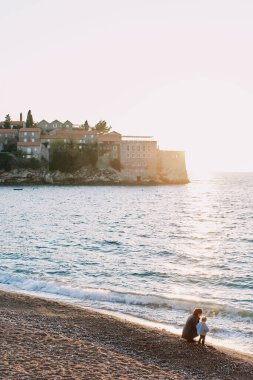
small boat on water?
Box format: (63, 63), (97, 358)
(13, 188), (23, 191)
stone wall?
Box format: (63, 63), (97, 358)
(158, 150), (189, 183)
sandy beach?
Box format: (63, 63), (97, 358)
(0, 291), (252, 379)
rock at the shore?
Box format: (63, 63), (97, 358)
(0, 167), (189, 185)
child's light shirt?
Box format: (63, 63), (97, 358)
(197, 322), (209, 336)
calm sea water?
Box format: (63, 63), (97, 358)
(0, 173), (252, 354)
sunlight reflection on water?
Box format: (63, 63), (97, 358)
(0, 172), (252, 354)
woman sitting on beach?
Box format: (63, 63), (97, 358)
(182, 308), (203, 342)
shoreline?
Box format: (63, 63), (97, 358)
(0, 168), (189, 186)
(0, 182), (189, 186)
(1, 290), (252, 379)
(1, 284), (252, 358)
(86, 307), (253, 359)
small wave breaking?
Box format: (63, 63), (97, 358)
(0, 272), (252, 321)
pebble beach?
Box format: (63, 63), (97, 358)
(0, 290), (253, 380)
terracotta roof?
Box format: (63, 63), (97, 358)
(17, 142), (41, 147)
(19, 128), (41, 132)
(55, 129), (97, 135)
(0, 129), (18, 134)
(41, 135), (88, 141)
(41, 135), (60, 140)
(97, 132), (121, 142)
(42, 134), (95, 139)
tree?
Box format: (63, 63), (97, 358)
(3, 114), (11, 129)
(49, 141), (98, 172)
(26, 110), (34, 128)
(92, 120), (111, 134)
(81, 120), (90, 130)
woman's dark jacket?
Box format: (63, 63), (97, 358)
(182, 315), (199, 341)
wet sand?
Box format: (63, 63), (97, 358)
(0, 290), (252, 379)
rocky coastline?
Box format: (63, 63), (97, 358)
(0, 168), (189, 185)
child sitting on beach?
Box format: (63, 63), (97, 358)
(197, 316), (209, 345)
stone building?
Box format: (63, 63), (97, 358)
(36, 120), (50, 131)
(19, 128), (41, 143)
(97, 132), (121, 168)
(41, 130), (97, 149)
(17, 128), (49, 160)
(37, 119), (74, 132)
(17, 142), (48, 160)
(0, 113), (25, 130)
(0, 120), (25, 129)
(0, 129), (19, 151)
(62, 120), (73, 129)
(50, 129), (97, 143)
(120, 136), (158, 180)
(158, 150), (189, 183)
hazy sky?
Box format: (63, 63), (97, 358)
(1, 0), (253, 171)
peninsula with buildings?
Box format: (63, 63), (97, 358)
(0, 111), (189, 185)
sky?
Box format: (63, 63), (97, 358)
(0, 0), (253, 172)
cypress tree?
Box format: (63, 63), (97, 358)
(81, 120), (90, 130)
(26, 110), (34, 128)
(84, 120), (90, 130)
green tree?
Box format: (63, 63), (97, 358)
(92, 120), (111, 134)
(81, 120), (90, 130)
(49, 141), (98, 172)
(26, 110), (34, 128)
(3, 114), (11, 129)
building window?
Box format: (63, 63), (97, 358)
(79, 145), (82, 149)
(5, 134), (7, 138)
(127, 145), (130, 151)
(24, 132), (27, 136)
(31, 138), (34, 142)
(137, 145), (140, 151)
(132, 145), (135, 151)
(113, 145), (117, 150)
(27, 148), (31, 154)
(32, 132), (34, 136)
(132, 154), (135, 158)
(24, 138), (27, 142)
(127, 153), (130, 158)
(143, 146), (145, 151)
(64, 139), (67, 143)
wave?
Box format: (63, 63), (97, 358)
(0, 272), (252, 320)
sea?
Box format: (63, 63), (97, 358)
(0, 172), (252, 355)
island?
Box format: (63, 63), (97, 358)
(0, 112), (189, 185)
